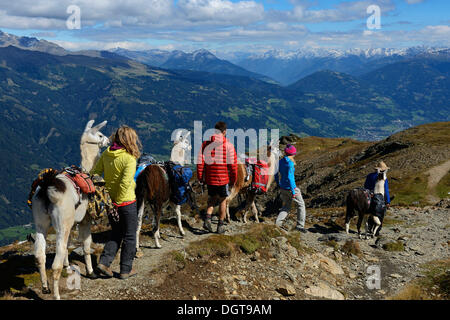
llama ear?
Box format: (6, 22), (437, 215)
(93, 120), (107, 131)
(183, 131), (191, 141)
(84, 120), (95, 132)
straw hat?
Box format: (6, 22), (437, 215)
(374, 161), (389, 171)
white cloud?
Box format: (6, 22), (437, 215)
(177, 0), (264, 25)
(0, 0), (447, 53)
(405, 0), (425, 4)
(269, 0), (396, 23)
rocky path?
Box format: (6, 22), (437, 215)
(7, 204), (448, 301)
(426, 159), (450, 203)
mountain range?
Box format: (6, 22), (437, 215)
(230, 47), (450, 85)
(0, 30), (448, 231)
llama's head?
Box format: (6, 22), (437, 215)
(268, 138), (280, 160)
(376, 168), (388, 181)
(173, 130), (192, 152)
(81, 120), (110, 148)
(171, 130), (191, 164)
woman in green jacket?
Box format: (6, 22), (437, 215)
(91, 125), (141, 279)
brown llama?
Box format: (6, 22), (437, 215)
(226, 141), (279, 223)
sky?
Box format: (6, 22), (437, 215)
(0, 0), (449, 55)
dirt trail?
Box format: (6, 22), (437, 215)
(3, 204), (448, 301)
(60, 217), (253, 300)
(425, 159), (450, 203)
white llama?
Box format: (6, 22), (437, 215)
(32, 120), (109, 300)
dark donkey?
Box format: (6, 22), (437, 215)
(344, 169), (389, 239)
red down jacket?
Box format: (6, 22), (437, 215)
(197, 133), (237, 186)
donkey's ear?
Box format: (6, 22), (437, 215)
(93, 120), (107, 131)
(84, 120), (95, 132)
(183, 131), (191, 140)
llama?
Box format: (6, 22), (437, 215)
(31, 120), (109, 299)
(344, 169), (388, 239)
(226, 140), (280, 223)
(135, 131), (192, 253)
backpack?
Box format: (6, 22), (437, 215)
(86, 174), (115, 220)
(246, 158), (270, 194)
(134, 153), (157, 181)
(370, 193), (386, 219)
(164, 161), (193, 205)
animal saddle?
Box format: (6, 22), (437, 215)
(27, 166), (95, 209)
(62, 165), (95, 195)
(360, 188), (372, 208)
(244, 157), (270, 194)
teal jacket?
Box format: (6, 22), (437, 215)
(275, 156), (297, 194)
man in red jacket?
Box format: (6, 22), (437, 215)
(197, 121), (237, 234)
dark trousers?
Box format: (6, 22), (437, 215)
(99, 201), (137, 274)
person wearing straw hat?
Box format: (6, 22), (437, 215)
(364, 161), (391, 236)
(274, 144), (307, 233)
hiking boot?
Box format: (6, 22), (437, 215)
(216, 221), (226, 234)
(296, 227), (308, 234)
(203, 217), (213, 233)
(96, 263), (113, 278)
(120, 268), (138, 280)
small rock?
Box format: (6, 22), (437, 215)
(366, 256), (379, 263)
(390, 273), (402, 279)
(312, 253), (344, 275)
(73, 246), (94, 256)
(276, 282), (296, 296)
(304, 282), (345, 300)
(276, 237), (288, 245)
(348, 272), (357, 279)
(284, 270), (297, 282)
(317, 233), (349, 242)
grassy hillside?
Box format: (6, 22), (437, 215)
(277, 122), (450, 208)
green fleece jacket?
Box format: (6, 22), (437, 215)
(91, 147), (136, 204)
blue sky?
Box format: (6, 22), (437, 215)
(1, 0), (448, 53)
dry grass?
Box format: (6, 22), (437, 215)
(187, 224), (283, 259)
(435, 171), (450, 199)
(341, 240), (362, 257)
(390, 173), (429, 206)
(390, 258), (450, 300)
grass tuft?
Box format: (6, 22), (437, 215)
(382, 240), (405, 252)
(341, 239), (362, 257)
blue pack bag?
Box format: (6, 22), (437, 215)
(165, 162), (193, 205)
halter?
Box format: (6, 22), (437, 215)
(81, 141), (102, 146)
